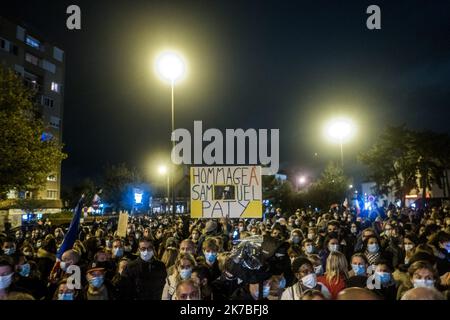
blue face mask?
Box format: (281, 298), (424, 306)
(278, 277), (286, 289)
(58, 293), (74, 301)
(204, 252), (217, 264)
(89, 276), (104, 288)
(19, 263), (31, 277)
(376, 272), (391, 284)
(261, 285), (271, 298)
(179, 268), (192, 280)
(4, 248), (15, 256)
(351, 264), (366, 276)
(367, 243), (379, 254)
(113, 248), (123, 258)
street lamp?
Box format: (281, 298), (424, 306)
(156, 51), (186, 215)
(297, 176), (307, 192)
(158, 165), (170, 213)
(325, 117), (355, 168)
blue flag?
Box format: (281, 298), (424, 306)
(56, 196), (84, 260)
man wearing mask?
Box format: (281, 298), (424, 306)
(118, 238), (166, 300)
(2, 238), (19, 262)
(231, 275), (272, 300)
(48, 249), (83, 297)
(83, 263), (115, 300)
(202, 239), (220, 280)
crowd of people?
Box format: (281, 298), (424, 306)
(0, 204), (449, 300)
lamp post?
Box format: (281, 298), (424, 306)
(325, 118), (355, 169)
(158, 165), (170, 213)
(156, 51), (186, 215)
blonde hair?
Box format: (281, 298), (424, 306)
(217, 252), (229, 272)
(161, 247), (179, 269)
(173, 253), (197, 280)
(325, 251), (349, 284)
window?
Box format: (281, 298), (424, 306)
(0, 38), (7, 51)
(51, 82), (60, 93)
(49, 116), (60, 129)
(25, 35), (40, 49)
(47, 175), (57, 182)
(25, 52), (39, 66)
(53, 47), (64, 62)
(42, 60), (56, 74)
(41, 96), (54, 108)
(12, 45), (18, 55)
(46, 190), (58, 199)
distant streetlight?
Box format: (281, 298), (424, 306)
(297, 175), (307, 192)
(155, 51), (187, 215)
(349, 184), (353, 189)
(325, 117), (355, 168)
(298, 176), (307, 185)
(158, 165), (170, 213)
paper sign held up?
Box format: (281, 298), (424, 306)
(190, 166), (262, 219)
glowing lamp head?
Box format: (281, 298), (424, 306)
(158, 165), (168, 175)
(156, 51), (185, 82)
(298, 176), (306, 185)
(325, 118), (355, 143)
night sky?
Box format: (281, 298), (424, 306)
(2, 0), (450, 188)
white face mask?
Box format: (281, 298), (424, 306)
(328, 244), (339, 252)
(0, 273), (14, 290)
(314, 265), (323, 275)
(140, 250), (154, 262)
(301, 273), (317, 289)
(307, 233), (315, 240)
(413, 279), (435, 288)
(305, 244), (314, 254)
(404, 244), (414, 252)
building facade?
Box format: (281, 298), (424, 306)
(0, 16), (64, 204)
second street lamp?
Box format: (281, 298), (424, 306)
(155, 51), (186, 215)
(158, 165), (170, 213)
(325, 117), (355, 169)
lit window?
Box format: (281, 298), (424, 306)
(25, 35), (40, 49)
(25, 52), (39, 66)
(47, 175), (57, 182)
(51, 82), (59, 93)
(46, 190), (57, 199)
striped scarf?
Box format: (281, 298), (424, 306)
(365, 250), (380, 265)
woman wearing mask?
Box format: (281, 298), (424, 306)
(289, 229), (303, 248)
(162, 253), (197, 300)
(281, 257), (331, 300)
(267, 273), (287, 300)
(396, 260), (442, 299)
(317, 252), (349, 299)
(318, 235), (341, 269)
(346, 253), (369, 288)
(14, 255), (47, 300)
(362, 236), (390, 266)
(308, 254), (324, 276)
